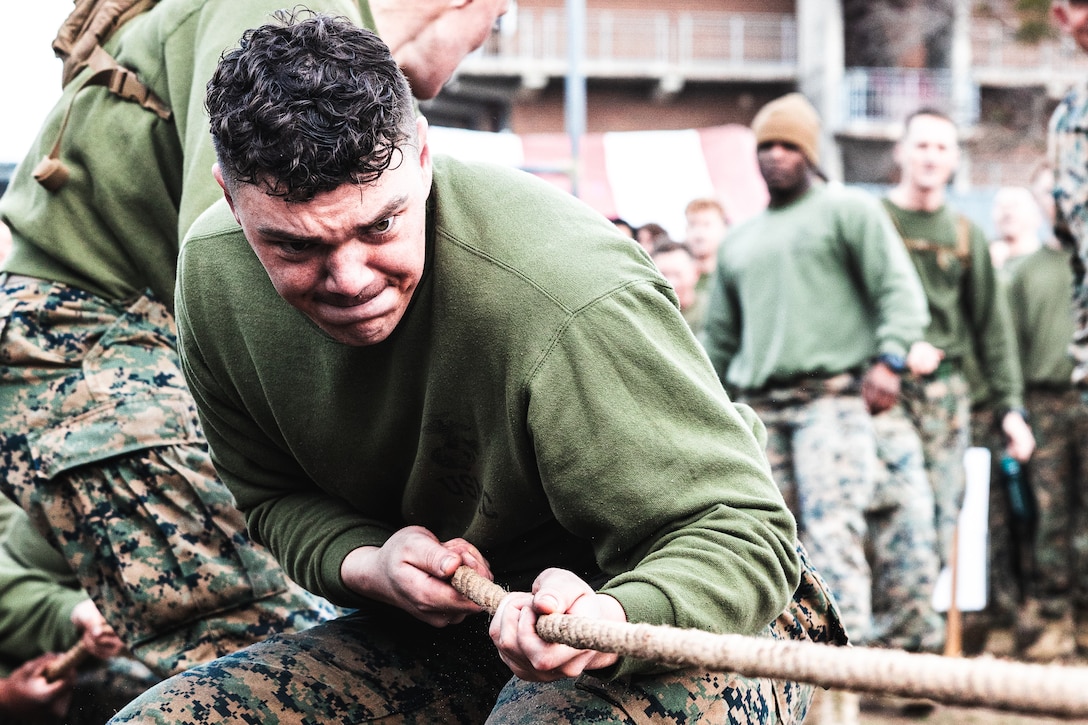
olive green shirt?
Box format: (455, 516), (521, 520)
(0, 498), (84, 676)
(1005, 246), (1076, 388)
(177, 157), (799, 679)
(881, 200), (1024, 411)
(703, 184), (928, 391)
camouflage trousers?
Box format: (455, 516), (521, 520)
(900, 367), (971, 567)
(110, 542), (846, 724)
(744, 382), (880, 645)
(869, 404), (944, 652)
(0, 278), (340, 677)
(1023, 388), (1088, 620)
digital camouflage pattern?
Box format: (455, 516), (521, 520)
(0, 278), (340, 677)
(869, 404), (945, 652)
(110, 542), (846, 724)
(1023, 388), (1088, 623)
(742, 379), (880, 646)
(1049, 81), (1088, 386)
(899, 367), (971, 567)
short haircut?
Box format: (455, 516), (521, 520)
(684, 198), (728, 223)
(638, 223), (669, 241)
(902, 107), (957, 139)
(650, 240), (696, 259)
(206, 10), (417, 202)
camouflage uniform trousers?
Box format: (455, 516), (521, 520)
(0, 278), (340, 677)
(899, 367), (971, 567)
(1023, 388), (1088, 623)
(868, 403), (944, 653)
(743, 378), (878, 645)
(109, 542), (847, 724)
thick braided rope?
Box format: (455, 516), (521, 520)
(42, 641), (89, 681)
(452, 566), (1088, 719)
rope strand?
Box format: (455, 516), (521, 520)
(42, 641), (90, 682)
(451, 566), (1088, 719)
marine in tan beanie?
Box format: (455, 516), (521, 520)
(750, 92), (821, 168)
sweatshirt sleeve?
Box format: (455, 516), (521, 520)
(175, 284), (394, 609)
(965, 226), (1025, 411)
(699, 251), (743, 387)
(528, 280), (799, 678)
(0, 520), (83, 664)
(843, 193), (929, 358)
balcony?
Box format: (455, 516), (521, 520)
(839, 68), (980, 138)
(456, 9), (798, 89)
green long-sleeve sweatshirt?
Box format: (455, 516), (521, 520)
(0, 0), (373, 308)
(881, 201), (1024, 411)
(0, 498), (84, 676)
(701, 184), (929, 391)
(177, 156), (799, 679)
(1005, 246), (1077, 387)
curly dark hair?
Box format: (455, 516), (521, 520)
(206, 10), (416, 202)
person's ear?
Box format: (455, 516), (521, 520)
(416, 117), (433, 195)
(1053, 3), (1072, 32)
(212, 164), (241, 224)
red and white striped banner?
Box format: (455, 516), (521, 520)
(428, 124), (768, 242)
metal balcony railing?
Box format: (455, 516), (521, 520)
(840, 68), (980, 131)
(970, 17), (1088, 91)
(458, 9), (798, 83)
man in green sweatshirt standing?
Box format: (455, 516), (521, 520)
(111, 15), (844, 723)
(997, 185), (1088, 661)
(881, 110), (1035, 575)
(701, 92), (934, 724)
(0, 0), (509, 677)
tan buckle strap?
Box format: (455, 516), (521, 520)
(84, 45), (172, 121)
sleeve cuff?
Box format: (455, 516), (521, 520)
(320, 526), (392, 608)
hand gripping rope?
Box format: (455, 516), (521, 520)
(451, 566), (1088, 719)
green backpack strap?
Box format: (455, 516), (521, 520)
(953, 213), (972, 268)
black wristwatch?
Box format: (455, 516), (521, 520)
(873, 353), (907, 374)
